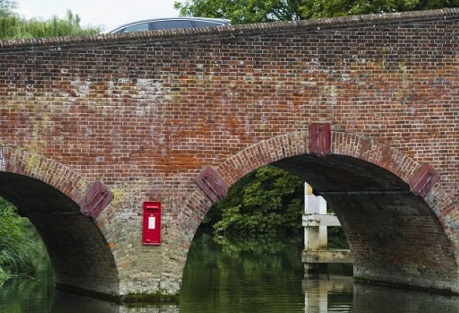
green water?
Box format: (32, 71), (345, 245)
(1, 233), (458, 312)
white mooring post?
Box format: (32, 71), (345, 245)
(303, 182), (352, 274)
(304, 182), (328, 273)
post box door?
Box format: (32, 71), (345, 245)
(142, 202), (161, 245)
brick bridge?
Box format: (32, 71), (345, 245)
(0, 8), (458, 301)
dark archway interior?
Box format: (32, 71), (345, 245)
(0, 172), (119, 296)
(273, 154), (458, 291)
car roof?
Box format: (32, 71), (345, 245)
(103, 17), (231, 34)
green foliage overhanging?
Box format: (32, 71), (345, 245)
(0, 198), (48, 285)
(175, 0), (459, 24)
(208, 165), (304, 237)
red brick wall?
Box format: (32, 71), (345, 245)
(0, 9), (458, 298)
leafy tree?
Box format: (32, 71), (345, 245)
(302, 0), (459, 18)
(0, 0), (15, 17)
(175, 0), (459, 23)
(208, 165), (304, 237)
(175, 0), (304, 23)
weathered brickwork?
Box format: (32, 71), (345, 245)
(0, 9), (458, 299)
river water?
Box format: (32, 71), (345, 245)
(1, 233), (458, 313)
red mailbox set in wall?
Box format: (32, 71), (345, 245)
(142, 202), (161, 245)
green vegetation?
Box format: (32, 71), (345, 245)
(0, 10), (100, 39)
(0, 198), (49, 286)
(206, 165), (304, 237)
(0, 0), (100, 39)
(175, 0), (459, 23)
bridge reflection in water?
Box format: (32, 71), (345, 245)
(2, 234), (459, 313)
(303, 275), (459, 313)
(48, 276), (459, 313)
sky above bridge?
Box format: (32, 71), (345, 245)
(14, 0), (180, 32)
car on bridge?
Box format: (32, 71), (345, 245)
(103, 17), (231, 34)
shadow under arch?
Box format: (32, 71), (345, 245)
(0, 145), (119, 298)
(182, 129), (459, 294)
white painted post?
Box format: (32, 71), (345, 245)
(304, 182), (327, 272)
(303, 182), (353, 270)
(304, 182), (328, 250)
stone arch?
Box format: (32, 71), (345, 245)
(180, 128), (458, 294)
(0, 145), (119, 298)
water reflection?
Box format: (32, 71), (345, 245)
(50, 290), (178, 313)
(0, 270), (54, 313)
(352, 282), (459, 313)
(303, 275), (459, 313)
(303, 275), (353, 312)
(1, 233), (458, 312)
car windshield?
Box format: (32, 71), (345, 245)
(104, 18), (230, 34)
(152, 20), (194, 30)
(122, 23), (149, 33)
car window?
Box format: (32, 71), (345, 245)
(192, 21), (222, 27)
(105, 18), (230, 34)
(122, 23), (150, 33)
(152, 20), (194, 30)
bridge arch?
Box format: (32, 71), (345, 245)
(0, 145), (119, 297)
(180, 129), (459, 294)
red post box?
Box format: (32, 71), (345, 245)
(142, 202), (161, 245)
